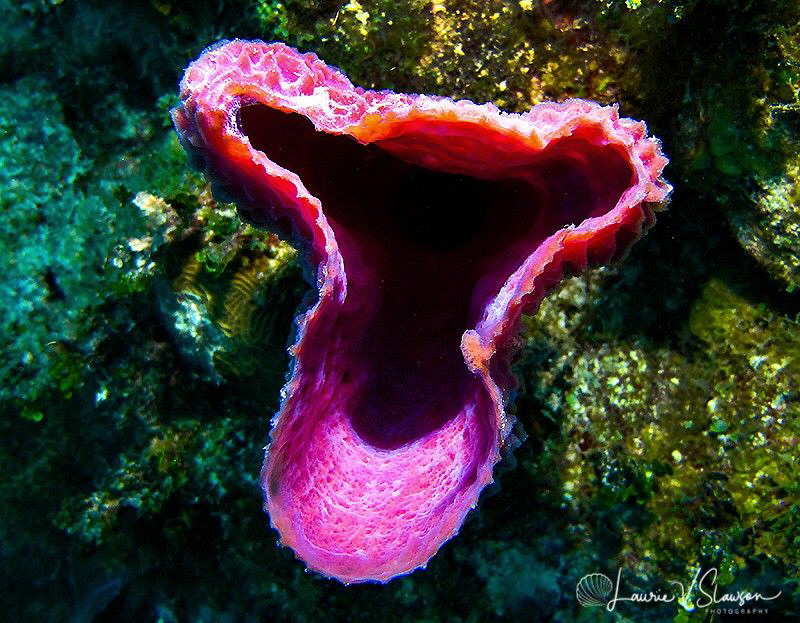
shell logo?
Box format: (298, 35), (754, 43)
(576, 573), (614, 607)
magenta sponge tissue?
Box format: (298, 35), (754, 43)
(172, 40), (671, 583)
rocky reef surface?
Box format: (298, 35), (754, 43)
(0, 1), (798, 621)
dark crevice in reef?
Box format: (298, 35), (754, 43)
(238, 103), (633, 449)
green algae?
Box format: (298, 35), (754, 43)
(730, 143), (800, 292)
(0, 75), (148, 410)
(252, 0), (636, 109)
(512, 274), (800, 617)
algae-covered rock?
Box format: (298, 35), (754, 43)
(722, 22), (800, 290)
(521, 276), (800, 594)
(730, 150), (800, 291)
(653, 3), (800, 290)
(253, 0), (637, 110)
(0, 75), (146, 410)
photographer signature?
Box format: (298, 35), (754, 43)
(577, 567), (782, 612)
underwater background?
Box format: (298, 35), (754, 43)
(1, 0), (798, 621)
